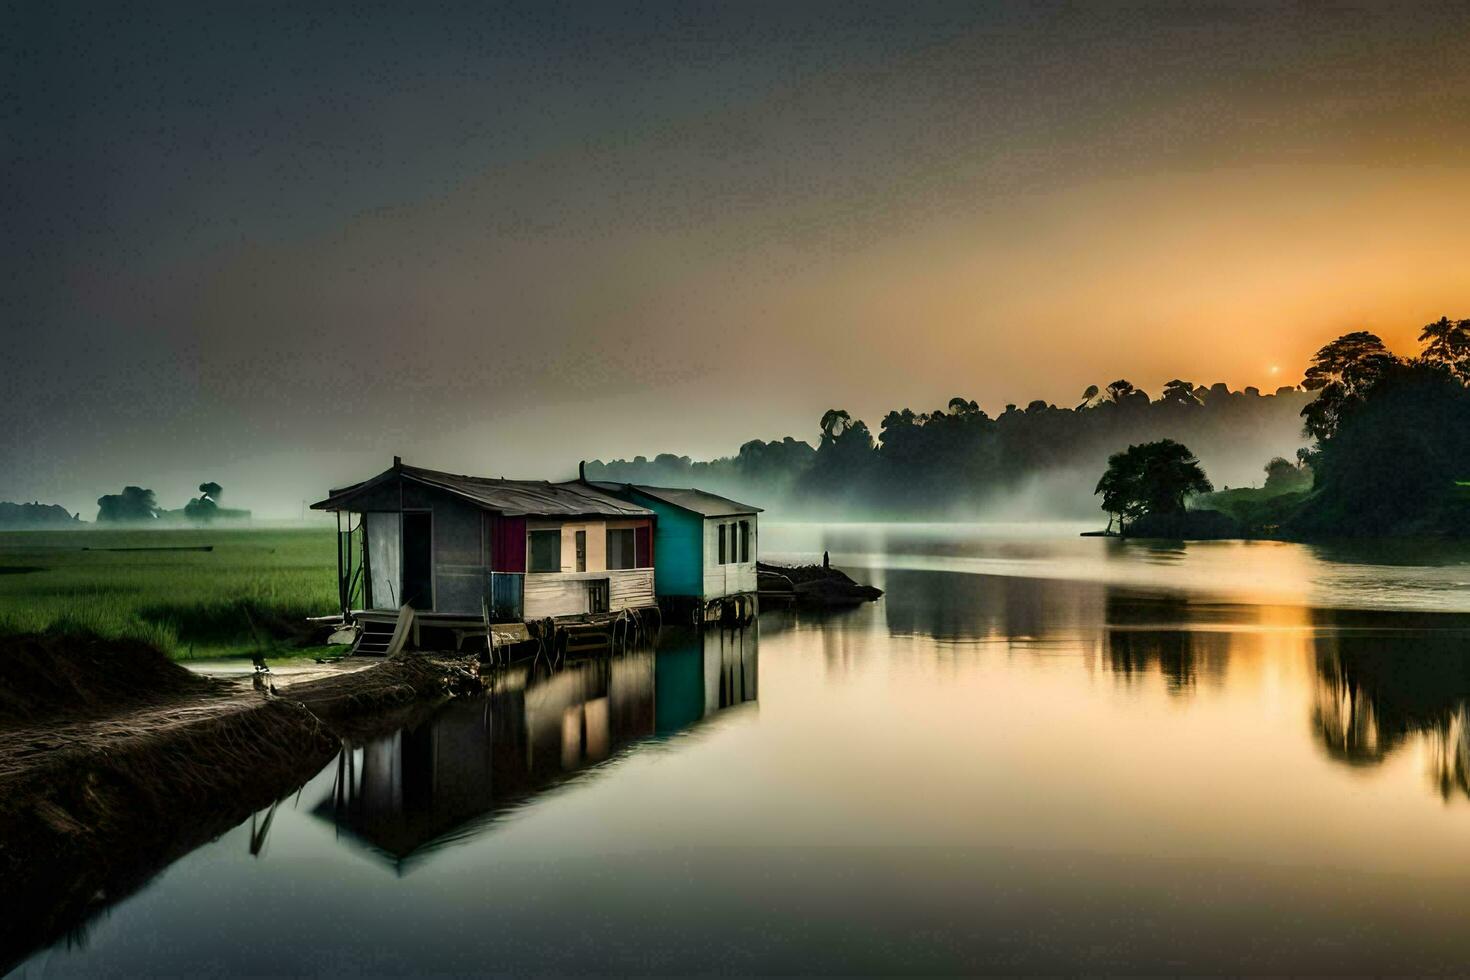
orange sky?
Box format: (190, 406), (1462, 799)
(7, 2), (1470, 514)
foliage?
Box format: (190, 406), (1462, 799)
(1192, 487), (1308, 535)
(587, 380), (1312, 518)
(1419, 316), (1470, 381)
(0, 527), (338, 659)
(1094, 439), (1213, 530)
(96, 486), (159, 523)
(1299, 330), (1398, 443)
(0, 502), (80, 529)
(1281, 316), (1470, 537)
(1263, 456), (1312, 493)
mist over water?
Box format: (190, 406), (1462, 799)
(19, 525), (1470, 975)
(591, 385), (1314, 523)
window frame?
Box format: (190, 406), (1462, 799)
(606, 527), (636, 570)
(527, 528), (562, 573)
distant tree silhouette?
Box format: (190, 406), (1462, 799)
(1095, 440), (1212, 531)
(589, 374), (1312, 519)
(184, 481), (223, 522)
(1287, 320), (1470, 537)
(948, 397), (980, 415)
(1299, 331), (1398, 442)
(96, 486), (158, 522)
(1419, 316), (1470, 380)
(1263, 456), (1311, 492)
(818, 409), (853, 446)
(1161, 378), (1200, 408)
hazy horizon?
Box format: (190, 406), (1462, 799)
(7, 1), (1470, 517)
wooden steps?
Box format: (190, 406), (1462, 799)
(350, 605), (414, 657)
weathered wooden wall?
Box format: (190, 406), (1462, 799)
(523, 568), (655, 618)
(432, 494), (487, 616)
(702, 516), (758, 599)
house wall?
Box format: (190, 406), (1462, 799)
(525, 517), (649, 574)
(346, 472), (654, 618)
(702, 516), (758, 599)
(357, 484), (489, 615)
(432, 494), (486, 616)
(633, 497), (704, 598)
(364, 511), (401, 610)
(522, 568), (655, 618)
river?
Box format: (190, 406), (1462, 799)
(16, 524), (1470, 975)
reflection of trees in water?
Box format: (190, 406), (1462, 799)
(1105, 629), (1198, 694)
(880, 570), (1237, 694)
(1101, 593), (1230, 695)
(1312, 618), (1470, 800)
(880, 569), (1105, 645)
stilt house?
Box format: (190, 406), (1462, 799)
(311, 460), (656, 632)
(591, 482), (760, 608)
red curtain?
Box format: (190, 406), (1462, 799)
(490, 515), (527, 572)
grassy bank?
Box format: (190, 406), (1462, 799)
(1191, 486), (1308, 535)
(0, 527), (338, 660)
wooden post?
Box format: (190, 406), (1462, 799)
(335, 510), (346, 619)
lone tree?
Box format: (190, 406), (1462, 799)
(1419, 316), (1470, 380)
(184, 481), (224, 522)
(1095, 439), (1213, 532)
(818, 408), (853, 446)
(1300, 330), (1399, 442)
(96, 486), (158, 522)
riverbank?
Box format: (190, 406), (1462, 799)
(0, 631), (478, 971)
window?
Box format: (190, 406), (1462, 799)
(575, 530), (586, 572)
(739, 520), (750, 563)
(607, 528), (636, 569)
(528, 529), (561, 572)
(718, 523), (726, 564)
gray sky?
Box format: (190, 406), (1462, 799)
(5, 1), (1470, 517)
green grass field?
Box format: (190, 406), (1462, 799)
(0, 526), (340, 660)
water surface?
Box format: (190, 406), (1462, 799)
(17, 526), (1470, 975)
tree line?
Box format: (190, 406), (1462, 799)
(1093, 317), (1470, 537)
(588, 380), (1314, 518)
(591, 317), (1470, 537)
(95, 482), (251, 524)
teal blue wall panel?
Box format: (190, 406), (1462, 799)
(626, 489), (705, 598)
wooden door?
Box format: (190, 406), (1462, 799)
(588, 579), (609, 614)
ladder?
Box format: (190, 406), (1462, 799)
(350, 605), (414, 657)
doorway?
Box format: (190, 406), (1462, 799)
(402, 511), (433, 611)
(587, 579), (609, 614)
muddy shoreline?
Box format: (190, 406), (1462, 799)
(0, 633), (480, 972)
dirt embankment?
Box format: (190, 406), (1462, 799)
(0, 631), (477, 972)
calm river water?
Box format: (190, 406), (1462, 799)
(16, 525), (1470, 976)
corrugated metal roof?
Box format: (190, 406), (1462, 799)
(312, 464), (653, 517)
(592, 481), (762, 517)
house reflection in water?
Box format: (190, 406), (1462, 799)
(316, 625), (757, 867)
